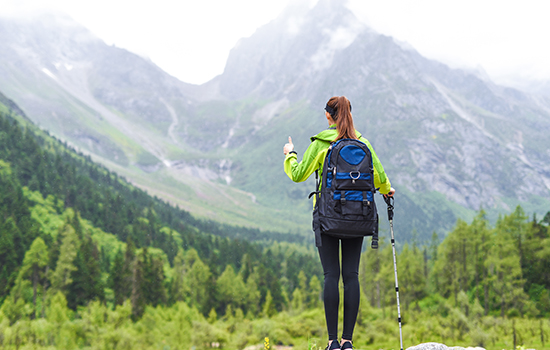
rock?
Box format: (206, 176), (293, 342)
(406, 342), (486, 350)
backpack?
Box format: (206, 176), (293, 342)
(310, 138), (379, 248)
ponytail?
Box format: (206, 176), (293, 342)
(325, 96), (357, 140)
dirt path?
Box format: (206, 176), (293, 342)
(160, 97), (180, 147)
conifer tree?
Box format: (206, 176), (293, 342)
(215, 265), (246, 314)
(142, 249), (167, 306)
(488, 209), (529, 316)
(66, 236), (105, 309)
(400, 243), (427, 309)
(122, 238), (137, 300)
(262, 290), (275, 317)
(0, 217), (19, 299)
(18, 237), (49, 318)
(169, 248), (189, 304)
(432, 219), (473, 303)
(360, 243), (382, 308)
(0, 159), (40, 299)
(240, 253), (253, 282)
(290, 287), (304, 312)
(245, 272), (261, 316)
(307, 275), (322, 309)
(109, 248), (126, 306)
(49, 223), (79, 295)
(186, 249), (212, 315)
(131, 248), (146, 320)
(471, 211), (493, 314)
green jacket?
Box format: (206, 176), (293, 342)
(284, 125), (392, 196)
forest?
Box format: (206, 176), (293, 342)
(1, 103), (550, 350)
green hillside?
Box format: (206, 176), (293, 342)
(0, 95), (321, 306)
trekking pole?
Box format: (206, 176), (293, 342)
(383, 195), (403, 350)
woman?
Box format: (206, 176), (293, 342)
(283, 96), (395, 350)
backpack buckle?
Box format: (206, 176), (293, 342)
(350, 171), (360, 184)
(371, 237), (379, 249)
(362, 191), (370, 206)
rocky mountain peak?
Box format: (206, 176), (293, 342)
(218, 0), (369, 100)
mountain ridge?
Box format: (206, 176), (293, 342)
(1, 2), (549, 241)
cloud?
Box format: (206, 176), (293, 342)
(310, 19), (365, 71)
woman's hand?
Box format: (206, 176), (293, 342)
(384, 187), (396, 198)
(283, 136), (294, 155)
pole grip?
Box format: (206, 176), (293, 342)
(383, 195), (394, 221)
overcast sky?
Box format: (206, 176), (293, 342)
(2, 0), (550, 87)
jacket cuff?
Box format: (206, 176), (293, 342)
(285, 151), (297, 160)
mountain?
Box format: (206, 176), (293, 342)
(1, 1), (550, 242)
(0, 11), (295, 235)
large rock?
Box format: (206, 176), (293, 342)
(407, 342), (485, 350)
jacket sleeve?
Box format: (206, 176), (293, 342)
(360, 137), (392, 194)
(284, 140), (328, 183)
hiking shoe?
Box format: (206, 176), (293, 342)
(341, 341), (353, 350)
(325, 340), (340, 350)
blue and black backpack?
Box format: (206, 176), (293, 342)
(310, 138), (379, 248)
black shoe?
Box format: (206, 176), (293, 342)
(341, 341), (353, 350)
(325, 340), (340, 350)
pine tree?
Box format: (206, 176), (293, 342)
(400, 243), (427, 309)
(18, 237), (49, 319)
(307, 275), (322, 309)
(245, 272), (261, 316)
(131, 248), (146, 320)
(0, 159), (40, 300)
(215, 265), (246, 314)
(122, 238), (136, 300)
(142, 249), (167, 306)
(432, 219), (474, 303)
(488, 209), (529, 316)
(185, 249), (212, 315)
(109, 248), (126, 306)
(290, 287), (304, 312)
(49, 223), (79, 295)
(0, 217), (19, 300)
(360, 242), (382, 308)
(169, 248), (189, 304)
(66, 236), (105, 309)
(262, 290), (275, 317)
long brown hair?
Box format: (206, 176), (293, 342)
(326, 96), (357, 140)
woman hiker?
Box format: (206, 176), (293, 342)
(283, 96), (395, 350)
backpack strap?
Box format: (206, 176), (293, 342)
(308, 169), (321, 201)
(371, 233), (379, 249)
(362, 191), (370, 215)
(340, 191), (346, 205)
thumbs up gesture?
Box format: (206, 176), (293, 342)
(283, 136), (294, 155)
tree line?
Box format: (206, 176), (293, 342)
(2, 197), (549, 349)
(362, 208), (550, 319)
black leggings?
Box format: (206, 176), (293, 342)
(317, 234), (364, 341)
